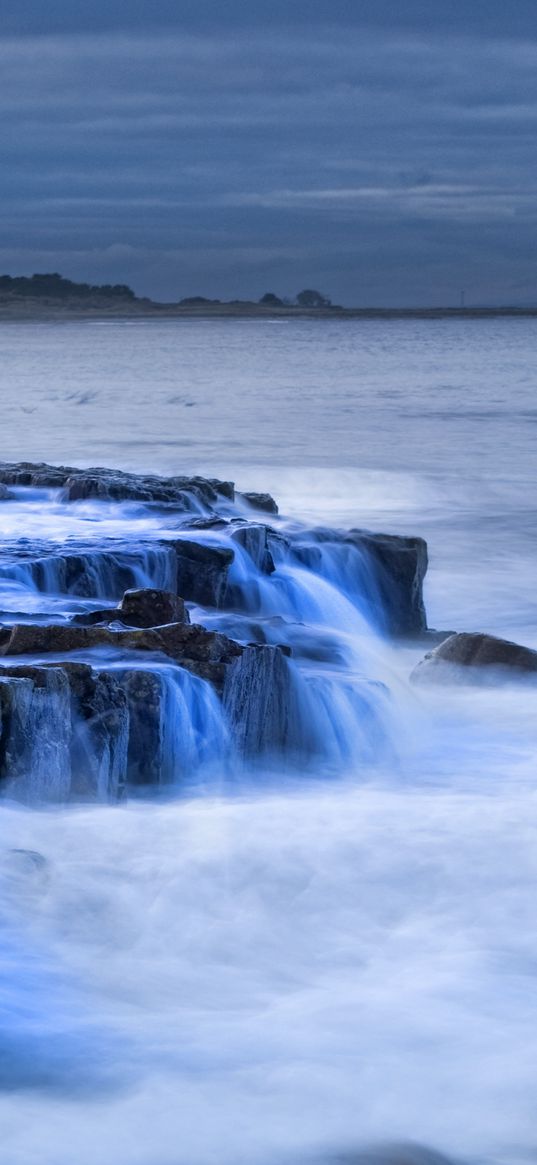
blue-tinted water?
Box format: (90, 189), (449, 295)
(0, 318), (536, 1165)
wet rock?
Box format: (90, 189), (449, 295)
(230, 524), (276, 573)
(0, 461), (234, 510)
(295, 527), (428, 637)
(62, 663), (129, 799)
(411, 631), (537, 683)
(0, 667), (72, 800)
(223, 645), (307, 757)
(240, 490), (279, 514)
(0, 484), (13, 500)
(0, 544), (176, 601)
(167, 538), (235, 607)
(0, 663), (129, 799)
(347, 530), (428, 636)
(118, 588), (188, 628)
(120, 670), (164, 786)
(0, 620), (242, 685)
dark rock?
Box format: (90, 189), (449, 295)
(62, 663), (129, 798)
(0, 484), (13, 500)
(347, 530), (428, 636)
(0, 666), (72, 799)
(240, 491), (279, 515)
(120, 670), (164, 786)
(289, 527), (428, 637)
(230, 524), (275, 573)
(0, 544), (177, 602)
(411, 631), (537, 684)
(0, 662), (129, 798)
(118, 588), (188, 628)
(0, 462), (234, 510)
(167, 538), (235, 607)
(0, 621), (242, 689)
(223, 645), (306, 757)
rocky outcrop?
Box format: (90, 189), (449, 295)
(292, 527), (428, 636)
(0, 462), (235, 510)
(168, 539), (235, 607)
(411, 632), (537, 683)
(0, 620), (242, 688)
(348, 531), (428, 636)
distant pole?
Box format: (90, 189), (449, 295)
(460, 290), (465, 309)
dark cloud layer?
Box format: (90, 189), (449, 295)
(1, 2), (536, 304)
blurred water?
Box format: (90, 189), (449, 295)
(1, 318), (537, 1164)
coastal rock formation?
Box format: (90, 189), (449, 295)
(74, 588), (189, 628)
(411, 631), (537, 683)
(170, 539), (235, 607)
(0, 461), (235, 510)
(0, 460), (436, 801)
(0, 620), (242, 685)
(292, 527), (428, 637)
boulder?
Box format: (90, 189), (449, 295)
(411, 631), (537, 684)
(240, 491), (279, 515)
(118, 588), (188, 627)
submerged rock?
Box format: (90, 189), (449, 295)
(411, 631), (537, 683)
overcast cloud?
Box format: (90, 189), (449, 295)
(1, 1), (537, 304)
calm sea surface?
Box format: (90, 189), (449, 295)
(1, 318), (537, 1165)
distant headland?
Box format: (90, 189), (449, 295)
(1, 272), (536, 320)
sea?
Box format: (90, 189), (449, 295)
(1, 317), (537, 1165)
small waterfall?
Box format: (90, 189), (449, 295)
(0, 546), (176, 603)
(69, 670), (130, 801)
(159, 665), (230, 784)
(0, 670), (72, 802)
(223, 645), (393, 771)
(118, 662), (230, 789)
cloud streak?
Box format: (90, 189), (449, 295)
(1, 12), (537, 303)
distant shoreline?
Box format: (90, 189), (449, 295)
(2, 299), (537, 321)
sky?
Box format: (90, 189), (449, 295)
(1, 0), (537, 305)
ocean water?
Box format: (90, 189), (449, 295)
(1, 318), (537, 1165)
